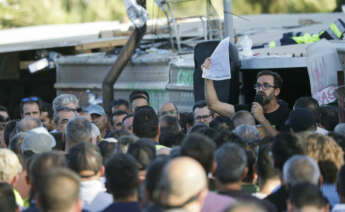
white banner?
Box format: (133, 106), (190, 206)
(306, 40), (343, 105)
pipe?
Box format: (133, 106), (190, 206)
(223, 0), (234, 43)
(102, 0), (146, 115)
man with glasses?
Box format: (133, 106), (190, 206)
(193, 100), (213, 126)
(203, 59), (289, 136)
(20, 96), (41, 120)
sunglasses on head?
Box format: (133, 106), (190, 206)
(21, 97), (39, 103)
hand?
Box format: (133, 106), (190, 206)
(201, 57), (211, 72)
(251, 102), (265, 122)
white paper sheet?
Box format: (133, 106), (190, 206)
(202, 37), (231, 80)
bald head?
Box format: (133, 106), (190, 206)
(159, 157), (207, 210)
(159, 102), (179, 119)
(232, 110), (255, 128)
(17, 117), (41, 133)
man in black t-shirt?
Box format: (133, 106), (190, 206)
(203, 59), (289, 136)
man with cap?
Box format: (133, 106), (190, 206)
(87, 105), (109, 138)
(21, 127), (56, 154)
(285, 108), (317, 133)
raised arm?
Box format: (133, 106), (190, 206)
(202, 58), (235, 117)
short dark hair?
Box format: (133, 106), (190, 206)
(272, 132), (305, 171)
(0, 182), (17, 212)
(180, 133), (216, 174)
(193, 126), (218, 141)
(159, 130), (185, 147)
(159, 115), (184, 147)
(4, 120), (17, 147)
(179, 112), (194, 133)
(159, 115), (181, 133)
(257, 143), (279, 184)
(256, 70), (283, 89)
(97, 140), (117, 164)
(145, 156), (170, 203)
(127, 138), (156, 171)
(288, 182), (328, 209)
(319, 105), (338, 131)
(337, 164), (345, 197)
(40, 102), (54, 119)
(193, 100), (207, 112)
(37, 168), (80, 212)
(294, 96), (320, 123)
(209, 115), (233, 131)
(67, 142), (103, 176)
(133, 106), (158, 139)
(106, 129), (130, 139)
(129, 90), (150, 103)
(214, 129), (245, 148)
(105, 153), (139, 200)
(111, 99), (129, 109)
(215, 143), (247, 184)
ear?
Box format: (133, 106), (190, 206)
(10, 174), (19, 186)
(319, 175), (324, 187)
(25, 174), (31, 186)
(252, 164), (258, 184)
(99, 166), (105, 177)
(211, 162), (217, 176)
(138, 170), (146, 186)
(274, 88), (280, 97)
(241, 167), (248, 181)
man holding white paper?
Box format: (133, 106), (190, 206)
(202, 58), (290, 136)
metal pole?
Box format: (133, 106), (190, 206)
(223, 0), (234, 43)
(102, 0), (146, 116)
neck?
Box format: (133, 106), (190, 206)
(217, 180), (242, 192)
(184, 202), (202, 212)
(116, 193), (138, 203)
(259, 177), (281, 195)
(263, 99), (279, 113)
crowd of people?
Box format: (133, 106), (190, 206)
(0, 68), (345, 212)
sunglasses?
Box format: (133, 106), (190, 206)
(21, 96), (39, 103)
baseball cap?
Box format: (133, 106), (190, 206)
(285, 108), (317, 133)
(87, 104), (106, 116)
(21, 127), (56, 153)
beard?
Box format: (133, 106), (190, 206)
(256, 91), (275, 105)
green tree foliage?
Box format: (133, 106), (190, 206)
(0, 0), (125, 29)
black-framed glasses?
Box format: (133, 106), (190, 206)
(21, 96), (39, 103)
(254, 83), (276, 90)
